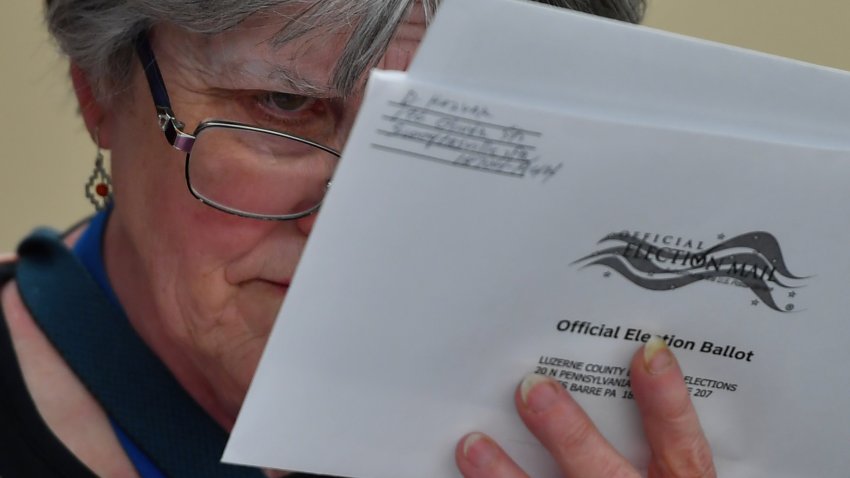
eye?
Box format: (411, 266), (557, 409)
(234, 89), (339, 143)
(259, 92), (313, 112)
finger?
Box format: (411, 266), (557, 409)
(630, 336), (716, 478)
(515, 374), (640, 478)
(455, 432), (531, 478)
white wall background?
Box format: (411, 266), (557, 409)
(2, 0), (849, 250)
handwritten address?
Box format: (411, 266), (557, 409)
(372, 89), (561, 182)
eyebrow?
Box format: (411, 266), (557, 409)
(266, 65), (334, 96)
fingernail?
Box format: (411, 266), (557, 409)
(462, 433), (496, 468)
(520, 373), (559, 412)
(644, 336), (674, 374)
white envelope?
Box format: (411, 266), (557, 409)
(411, 0), (850, 149)
(224, 1), (850, 477)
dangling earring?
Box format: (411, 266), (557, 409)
(85, 128), (113, 211)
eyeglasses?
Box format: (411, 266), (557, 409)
(135, 32), (341, 221)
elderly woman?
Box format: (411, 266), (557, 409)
(0, 0), (715, 477)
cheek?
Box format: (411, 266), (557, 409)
(109, 107), (281, 324)
(108, 96), (274, 265)
(105, 69), (305, 398)
(125, 180), (281, 383)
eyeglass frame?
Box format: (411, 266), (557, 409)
(135, 31), (341, 221)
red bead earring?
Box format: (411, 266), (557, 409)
(85, 128), (113, 211)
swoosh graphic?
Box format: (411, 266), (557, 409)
(576, 231), (807, 312)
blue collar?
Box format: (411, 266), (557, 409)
(72, 208), (120, 308)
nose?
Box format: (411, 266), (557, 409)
(295, 212), (318, 236)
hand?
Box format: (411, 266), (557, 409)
(455, 337), (716, 477)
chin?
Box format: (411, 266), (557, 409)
(234, 280), (287, 335)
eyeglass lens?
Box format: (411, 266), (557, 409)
(187, 125), (338, 217)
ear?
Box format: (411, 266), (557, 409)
(70, 63), (111, 149)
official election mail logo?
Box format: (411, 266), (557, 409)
(573, 231), (807, 312)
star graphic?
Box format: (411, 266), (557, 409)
(751, 299), (759, 306)
(717, 233), (726, 240)
(788, 291), (796, 298)
(603, 271), (612, 278)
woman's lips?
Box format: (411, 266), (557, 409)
(259, 279), (290, 293)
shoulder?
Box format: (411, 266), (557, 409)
(0, 271), (137, 477)
(0, 276), (98, 477)
(0, 252), (15, 263)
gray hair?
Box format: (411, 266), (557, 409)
(45, 0), (645, 98)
